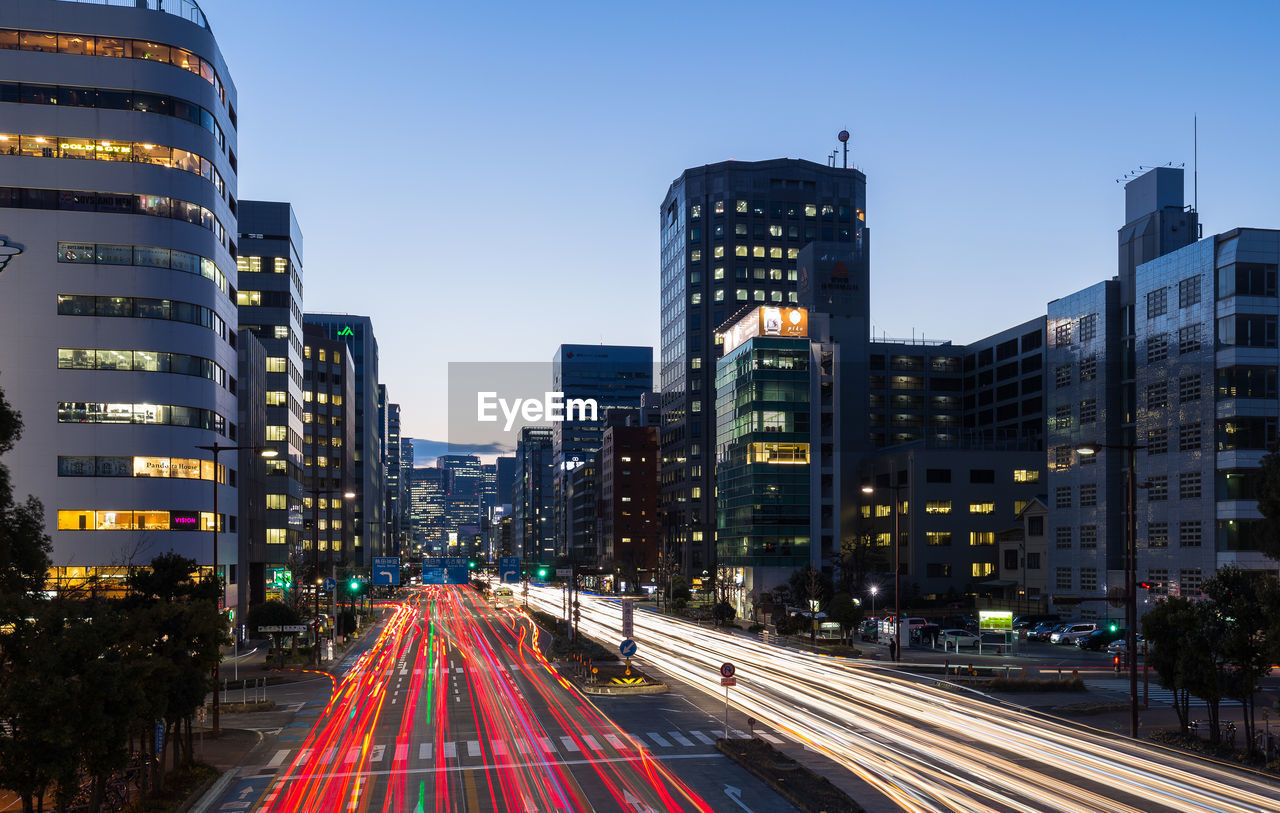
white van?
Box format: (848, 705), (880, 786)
(1050, 622), (1098, 644)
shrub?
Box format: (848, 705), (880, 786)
(747, 623), (766, 633)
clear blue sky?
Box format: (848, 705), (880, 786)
(209, 0), (1280, 448)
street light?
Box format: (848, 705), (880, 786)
(862, 479), (908, 658)
(868, 584), (878, 618)
(311, 486), (355, 666)
(194, 442), (277, 737)
(1075, 440), (1144, 738)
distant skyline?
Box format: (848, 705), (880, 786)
(209, 0), (1280, 447)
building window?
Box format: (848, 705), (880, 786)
(1055, 527), (1072, 549)
(1179, 472), (1202, 499)
(972, 563), (995, 578)
(969, 502), (995, 514)
(1079, 356), (1097, 382)
(1056, 568), (1072, 590)
(1179, 520), (1202, 547)
(1080, 398), (1097, 424)
(736, 289), (748, 301)
(1179, 423), (1202, 451)
(925, 500), (951, 514)
(926, 531), (951, 546)
(1147, 334), (1168, 364)
(1054, 321), (1072, 346)
(1147, 428), (1168, 455)
(1148, 521), (1169, 547)
(1055, 486), (1071, 509)
(1179, 324), (1201, 355)
(1055, 364), (1072, 388)
(690, 249), (701, 263)
(1179, 276), (1201, 309)
(1146, 382), (1168, 410)
(1013, 469), (1040, 483)
(1052, 445), (1072, 469)
(1181, 569), (1203, 595)
(1079, 483), (1097, 506)
(1179, 374), (1202, 403)
(1027, 552), (1041, 569)
(926, 563), (952, 578)
(1054, 405), (1071, 430)
(1079, 525), (1097, 549)
(926, 468), (951, 483)
(1147, 476), (1168, 501)
(969, 531), (995, 546)
(1078, 313), (1098, 342)
(1147, 288), (1168, 318)
(1080, 567), (1098, 592)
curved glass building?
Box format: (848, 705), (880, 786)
(0, 0), (238, 595)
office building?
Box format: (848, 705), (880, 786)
(303, 314), (384, 561)
(660, 158), (867, 578)
(512, 426), (554, 563)
(237, 201), (306, 582)
(408, 465), (445, 551)
(381, 393), (408, 555)
(301, 323), (355, 574)
(0, 0), (239, 593)
(597, 418), (660, 585)
(236, 330), (267, 620)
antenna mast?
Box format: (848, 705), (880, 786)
(1193, 115), (1198, 212)
(837, 130), (850, 169)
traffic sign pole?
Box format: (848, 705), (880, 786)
(720, 662), (736, 740)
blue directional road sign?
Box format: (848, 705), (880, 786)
(619, 639), (637, 658)
(372, 556), (400, 586)
(422, 557), (468, 585)
(323, 577), (336, 591)
(499, 556), (520, 584)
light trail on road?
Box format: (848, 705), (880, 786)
(527, 586), (1280, 812)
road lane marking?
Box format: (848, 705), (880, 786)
(279, 752), (725, 780)
(538, 737), (556, 753)
(560, 736), (580, 752)
(689, 731), (714, 745)
(266, 749), (289, 768)
(515, 739), (532, 755)
(581, 735), (601, 751)
(443, 742), (457, 759)
(731, 729), (749, 739)
(298, 749), (312, 763)
(322, 748), (337, 763)
(419, 743), (432, 761)
(646, 733), (671, 747)
(467, 741), (481, 758)
(667, 732), (693, 747)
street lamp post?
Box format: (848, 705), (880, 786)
(869, 584), (878, 619)
(311, 487), (355, 666)
(195, 442), (277, 737)
(1075, 441), (1143, 739)
(862, 480), (908, 658)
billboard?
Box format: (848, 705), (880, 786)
(721, 306), (808, 354)
(422, 557), (469, 585)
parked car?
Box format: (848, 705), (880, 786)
(915, 623), (941, 645)
(1077, 627), (1126, 651)
(1050, 622), (1099, 645)
(939, 629), (981, 648)
(859, 619), (879, 642)
(1014, 613), (1061, 629)
(1028, 622), (1064, 642)
(1106, 635), (1147, 655)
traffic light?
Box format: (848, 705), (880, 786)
(537, 566), (549, 579)
(468, 560), (477, 570)
(1108, 622), (1118, 633)
(348, 578), (360, 593)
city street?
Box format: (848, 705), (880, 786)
(529, 587), (1280, 812)
(205, 589), (796, 812)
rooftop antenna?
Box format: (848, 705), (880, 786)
(837, 129), (850, 169)
(827, 150), (838, 168)
(1193, 115), (1198, 212)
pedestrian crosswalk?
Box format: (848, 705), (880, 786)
(1088, 678), (1201, 706)
(253, 726), (786, 772)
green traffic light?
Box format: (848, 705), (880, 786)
(349, 579), (359, 592)
(537, 567), (548, 578)
(1109, 623), (1118, 632)
(468, 560), (477, 570)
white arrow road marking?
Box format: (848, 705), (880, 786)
(724, 785), (753, 812)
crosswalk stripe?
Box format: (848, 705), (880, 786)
(298, 748), (312, 763)
(604, 734), (626, 750)
(667, 732), (693, 747)
(467, 741), (481, 758)
(757, 732), (784, 744)
(515, 739), (532, 755)
(455, 667), (465, 673)
(689, 730), (714, 745)
(538, 737), (556, 753)
(492, 740), (508, 757)
(322, 748), (337, 763)
(371, 745), (386, 763)
(343, 747), (360, 764)
(560, 736), (580, 752)
(266, 749), (289, 768)
(443, 742), (457, 759)
(395, 744), (408, 762)
(582, 735), (601, 751)
(419, 743), (432, 761)
(647, 732), (671, 747)
(731, 729), (749, 739)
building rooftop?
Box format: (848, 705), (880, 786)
(52, 0), (209, 31)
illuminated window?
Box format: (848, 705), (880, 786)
(714, 246), (724, 258)
(713, 267), (725, 280)
(273, 325), (289, 339)
(787, 248), (799, 259)
(969, 502), (994, 514)
(768, 225), (782, 237)
(924, 500), (951, 514)
(969, 531), (995, 546)
(57, 510), (94, 530)
(265, 357), (287, 373)
(265, 494), (286, 510)
(735, 245), (748, 257)
(690, 249), (702, 262)
(274, 257), (287, 274)
(1013, 469), (1040, 483)
(874, 504), (891, 518)
(804, 204), (817, 217)
(736, 289), (748, 301)
(1013, 499), (1030, 514)
(972, 562), (995, 577)
(265, 425), (287, 441)
(746, 442), (809, 464)
(926, 531), (951, 546)
(236, 290), (261, 306)
(736, 200), (748, 213)
(265, 391), (287, 406)
(859, 505), (870, 518)
(266, 528), (287, 544)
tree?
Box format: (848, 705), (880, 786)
(790, 566), (833, 643)
(838, 532), (888, 595)
(712, 601), (736, 627)
(1254, 446), (1280, 561)
(1142, 596), (1225, 738)
(828, 592), (864, 645)
(1204, 567), (1279, 757)
(246, 599), (302, 635)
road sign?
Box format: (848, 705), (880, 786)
(620, 598), (634, 639)
(422, 557), (468, 585)
(720, 662), (736, 679)
(155, 720), (165, 754)
(258, 625), (282, 633)
(556, 568), (572, 579)
(619, 638), (637, 657)
(282, 624), (308, 633)
(721, 677), (737, 687)
(372, 556), (400, 586)
(323, 577), (336, 591)
(499, 556), (520, 584)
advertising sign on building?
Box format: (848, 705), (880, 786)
(721, 306), (808, 354)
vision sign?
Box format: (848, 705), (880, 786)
(721, 306), (808, 354)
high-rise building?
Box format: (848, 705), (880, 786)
(551, 344), (653, 562)
(301, 323), (355, 579)
(0, 0), (239, 594)
(408, 465), (445, 551)
(512, 426), (554, 563)
(236, 330), (268, 620)
(303, 314), (384, 561)
(237, 201), (306, 581)
(381, 392), (407, 555)
(660, 159), (867, 578)
(597, 418), (660, 583)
